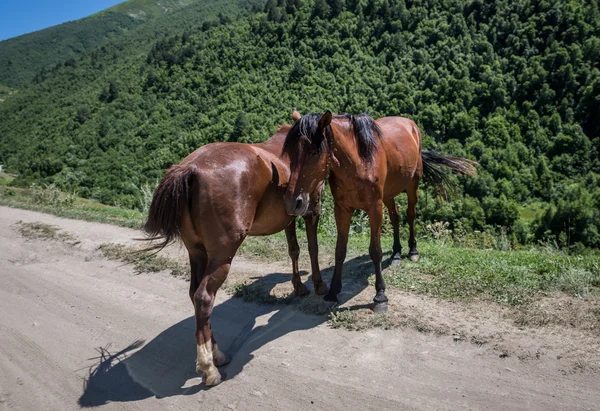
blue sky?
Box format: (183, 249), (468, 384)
(0, 0), (125, 41)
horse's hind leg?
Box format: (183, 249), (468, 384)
(384, 198), (402, 265)
(190, 250), (229, 367)
(407, 180), (420, 262)
(193, 248), (237, 386)
(188, 249), (208, 303)
(285, 221), (309, 296)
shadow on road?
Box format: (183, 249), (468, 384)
(78, 253), (387, 407)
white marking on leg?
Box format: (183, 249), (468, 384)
(196, 342), (221, 386)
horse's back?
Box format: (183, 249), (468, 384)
(375, 116), (422, 198)
(179, 140), (293, 243)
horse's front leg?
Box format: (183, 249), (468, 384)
(303, 213), (328, 295)
(285, 221), (309, 296)
(369, 200), (388, 312)
(324, 204), (354, 303)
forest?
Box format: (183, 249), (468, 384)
(0, 12), (142, 88)
(0, 0), (599, 248)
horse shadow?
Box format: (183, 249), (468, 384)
(78, 253), (389, 407)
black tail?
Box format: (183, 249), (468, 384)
(141, 164), (198, 252)
(421, 150), (478, 198)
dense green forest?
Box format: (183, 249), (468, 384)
(0, 0), (599, 248)
(0, 0), (207, 88)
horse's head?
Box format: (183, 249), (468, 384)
(282, 111), (332, 216)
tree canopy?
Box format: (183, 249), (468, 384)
(0, 0), (599, 248)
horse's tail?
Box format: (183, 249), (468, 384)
(141, 164), (199, 252)
(421, 150), (478, 198)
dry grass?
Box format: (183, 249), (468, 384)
(14, 221), (78, 244)
(98, 243), (188, 277)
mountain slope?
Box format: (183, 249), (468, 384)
(0, 0), (599, 247)
(106, 0), (201, 19)
(0, 0), (206, 88)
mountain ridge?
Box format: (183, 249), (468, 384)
(0, 0), (208, 88)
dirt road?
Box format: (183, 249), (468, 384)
(0, 206), (597, 410)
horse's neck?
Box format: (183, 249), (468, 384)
(329, 124), (367, 180)
(253, 132), (286, 155)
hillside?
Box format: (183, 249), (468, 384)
(106, 0), (202, 19)
(0, 0), (599, 248)
(0, 0), (207, 88)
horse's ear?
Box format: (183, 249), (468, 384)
(292, 109), (302, 121)
(318, 111), (332, 129)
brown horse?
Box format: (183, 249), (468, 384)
(282, 111), (477, 311)
(143, 115), (328, 386)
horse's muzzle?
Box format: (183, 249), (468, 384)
(284, 193), (309, 216)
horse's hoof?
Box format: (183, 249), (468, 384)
(390, 257), (402, 266)
(409, 253), (420, 262)
(294, 282), (310, 297)
(373, 291), (388, 304)
(323, 292), (339, 303)
(314, 281), (329, 296)
(373, 302), (389, 313)
(202, 368), (222, 387)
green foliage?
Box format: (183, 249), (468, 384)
(31, 183), (76, 208)
(0, 12), (142, 88)
(1, 0), (600, 247)
(0, 1), (216, 88)
(534, 183), (600, 249)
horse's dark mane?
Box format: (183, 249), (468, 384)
(282, 112), (381, 161)
(336, 113), (381, 161)
(282, 113), (331, 157)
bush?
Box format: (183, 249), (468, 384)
(30, 183), (76, 208)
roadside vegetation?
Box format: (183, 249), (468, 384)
(3, 179), (598, 312)
(7, 182), (599, 372)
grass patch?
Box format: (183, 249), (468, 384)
(0, 185), (144, 229)
(0, 174), (15, 185)
(226, 282), (281, 305)
(385, 242), (600, 305)
(329, 308), (359, 329)
(16, 221), (59, 239)
(99, 243), (187, 277)
(14, 220), (78, 244)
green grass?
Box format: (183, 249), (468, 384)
(0, 174), (15, 185)
(239, 231), (600, 307)
(0, 186), (144, 229)
(385, 242), (600, 305)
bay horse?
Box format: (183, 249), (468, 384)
(282, 111), (477, 311)
(143, 114), (328, 386)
